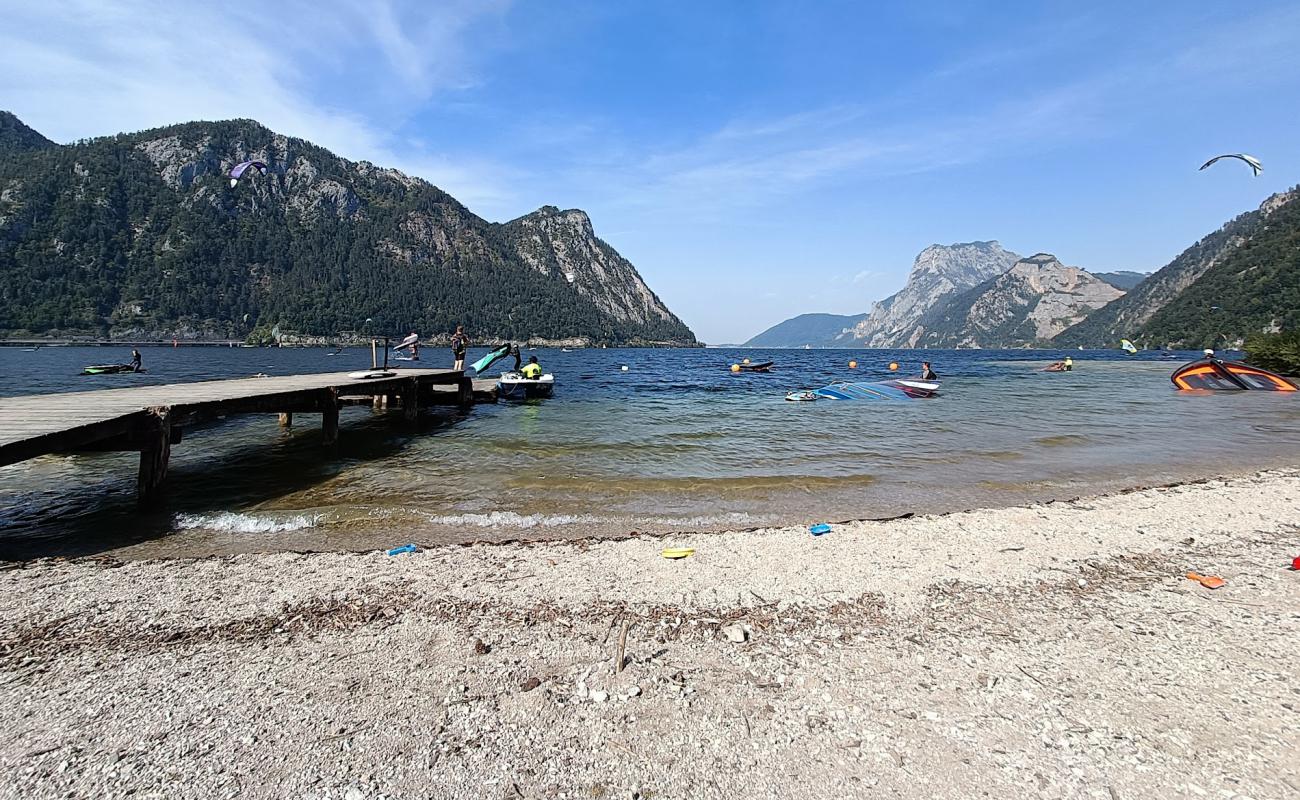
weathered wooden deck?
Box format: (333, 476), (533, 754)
(0, 369), (486, 504)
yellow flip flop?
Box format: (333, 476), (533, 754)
(661, 547), (695, 560)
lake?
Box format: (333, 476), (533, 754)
(1, 345), (1296, 559)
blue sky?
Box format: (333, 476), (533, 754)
(3, 1), (1299, 343)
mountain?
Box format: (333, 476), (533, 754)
(1093, 271), (1148, 291)
(742, 312), (870, 348)
(913, 253), (1125, 348)
(1053, 190), (1296, 348)
(1135, 190), (1300, 348)
(0, 111), (55, 152)
(846, 241), (1022, 346)
(0, 113), (697, 346)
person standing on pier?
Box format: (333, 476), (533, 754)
(451, 325), (468, 371)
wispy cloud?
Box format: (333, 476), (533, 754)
(0, 0), (514, 208)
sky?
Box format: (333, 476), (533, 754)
(3, 1), (1300, 343)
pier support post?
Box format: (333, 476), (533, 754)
(457, 377), (473, 409)
(137, 408), (172, 507)
(322, 389), (339, 445)
(278, 412), (293, 427)
(401, 379), (419, 421)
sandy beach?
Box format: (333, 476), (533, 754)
(1, 468), (1298, 799)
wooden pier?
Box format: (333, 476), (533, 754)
(0, 369), (489, 504)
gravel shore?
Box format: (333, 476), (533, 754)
(2, 469), (1298, 799)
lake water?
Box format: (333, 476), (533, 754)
(1, 345), (1297, 559)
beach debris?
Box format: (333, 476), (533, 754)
(809, 523), (832, 536)
(721, 624), (748, 643)
(1186, 571), (1226, 590)
(472, 638), (490, 655)
(661, 547), (695, 559)
(1291, 555), (1300, 571)
(386, 543), (417, 556)
(615, 620), (630, 673)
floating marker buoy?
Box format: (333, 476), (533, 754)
(742, 357), (751, 365)
(731, 364), (741, 373)
(888, 362), (899, 371)
(848, 360), (857, 369)
(621, 365), (629, 372)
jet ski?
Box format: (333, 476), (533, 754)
(81, 364), (143, 375)
(814, 378), (940, 400)
(1171, 357), (1296, 391)
(497, 372), (555, 401)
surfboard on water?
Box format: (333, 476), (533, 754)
(348, 370), (397, 380)
(471, 344), (512, 374)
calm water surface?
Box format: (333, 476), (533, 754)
(1, 345), (1297, 559)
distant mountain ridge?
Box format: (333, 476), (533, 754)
(742, 312), (870, 348)
(1054, 189), (1298, 348)
(915, 253), (1125, 347)
(0, 113), (697, 345)
(846, 241), (1022, 347)
(1093, 271), (1148, 291)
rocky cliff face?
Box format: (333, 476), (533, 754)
(846, 241), (1022, 346)
(500, 206), (681, 332)
(0, 113), (697, 345)
(914, 254), (1124, 347)
(1053, 190), (1298, 347)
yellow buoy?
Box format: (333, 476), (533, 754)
(848, 360), (857, 369)
(730, 364), (741, 373)
(889, 362), (899, 371)
(742, 357), (751, 365)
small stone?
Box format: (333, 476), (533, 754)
(721, 624), (748, 643)
(473, 639), (490, 655)
(520, 677), (541, 692)
(590, 690), (609, 703)
(345, 789), (366, 800)
(626, 685), (642, 698)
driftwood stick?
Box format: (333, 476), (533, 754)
(615, 620), (630, 673)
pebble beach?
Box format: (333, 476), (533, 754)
(1, 469), (1298, 799)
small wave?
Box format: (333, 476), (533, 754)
(1034, 434), (1091, 447)
(419, 511), (602, 529)
(173, 512), (321, 534)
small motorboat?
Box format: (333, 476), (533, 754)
(814, 378), (940, 400)
(785, 390), (818, 402)
(81, 364), (143, 375)
(497, 371), (555, 401)
(1171, 357), (1296, 391)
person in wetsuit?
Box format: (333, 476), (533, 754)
(920, 361), (938, 380)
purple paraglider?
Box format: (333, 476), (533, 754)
(229, 160), (268, 188)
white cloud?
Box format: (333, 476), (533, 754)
(0, 0), (515, 209)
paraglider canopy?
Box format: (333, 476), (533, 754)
(1198, 154), (1262, 177)
(229, 160), (268, 188)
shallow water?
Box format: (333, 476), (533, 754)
(1, 345), (1297, 559)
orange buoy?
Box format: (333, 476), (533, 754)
(848, 360), (857, 369)
(888, 362), (899, 371)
